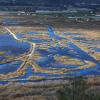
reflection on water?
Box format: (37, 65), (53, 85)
(0, 33), (31, 57)
(0, 61), (23, 74)
(1, 22), (19, 25)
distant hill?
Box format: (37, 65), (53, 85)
(0, 0), (99, 6)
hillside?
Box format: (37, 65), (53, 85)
(0, 0), (99, 6)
